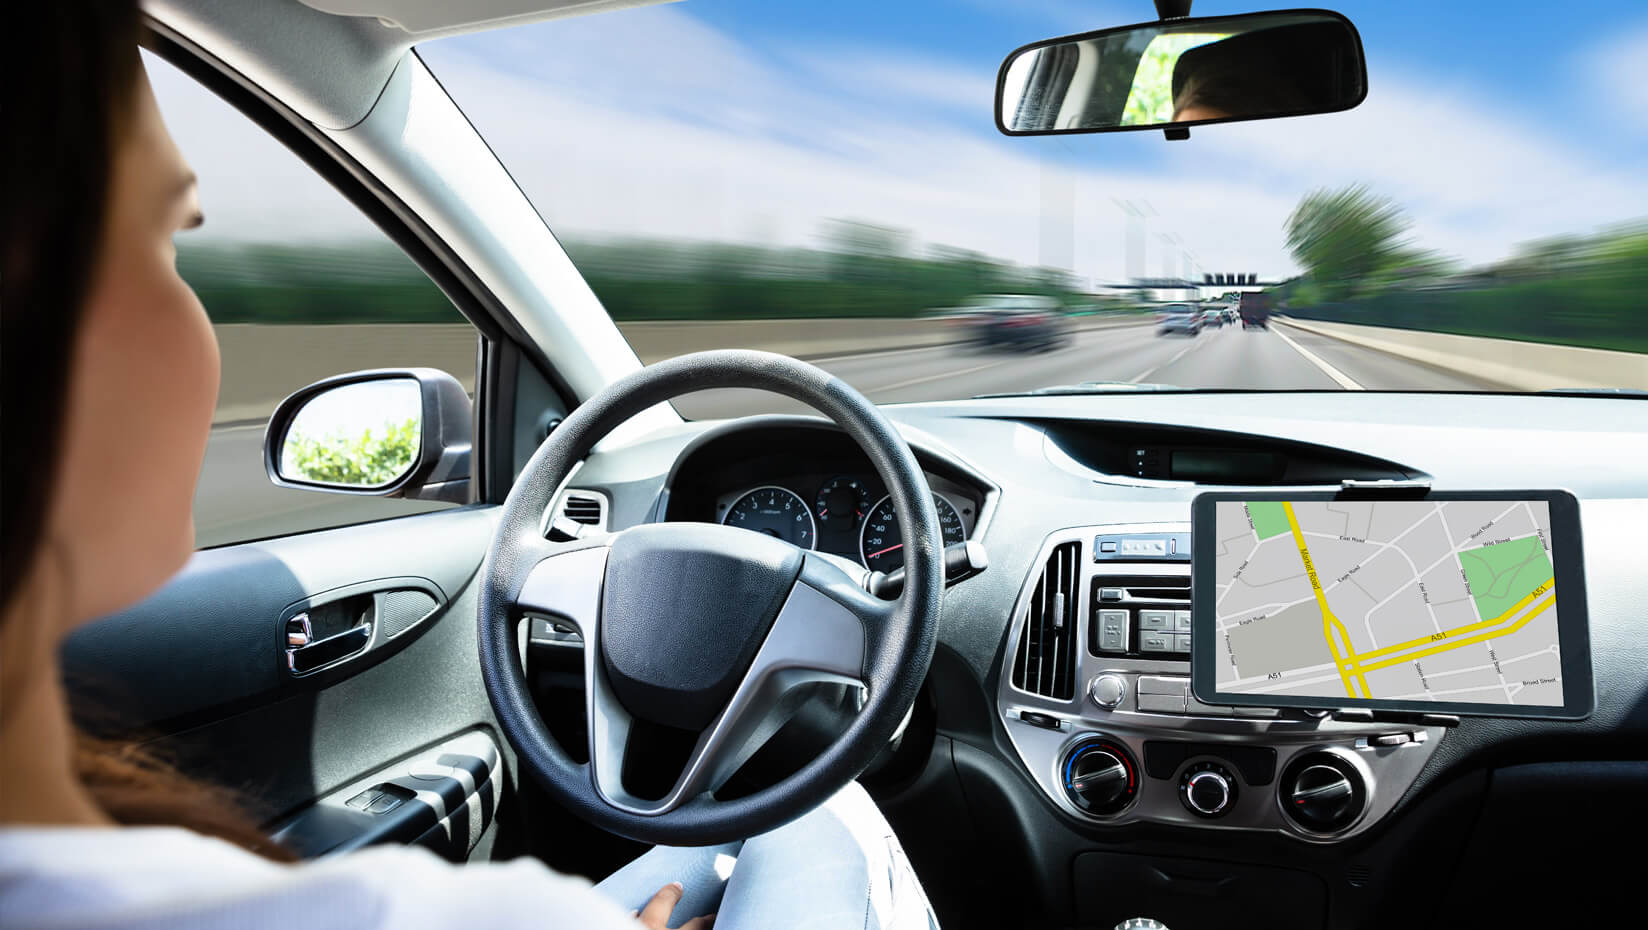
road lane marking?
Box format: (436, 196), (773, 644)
(866, 358), (1017, 395)
(1273, 326), (1365, 390)
(1128, 337), (1203, 383)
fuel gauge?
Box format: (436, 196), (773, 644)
(814, 476), (871, 526)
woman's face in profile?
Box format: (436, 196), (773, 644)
(47, 59), (220, 625)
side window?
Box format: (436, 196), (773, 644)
(145, 52), (479, 548)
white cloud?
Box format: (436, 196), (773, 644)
(787, 45), (997, 117)
(149, 3), (1648, 286)
(143, 50), (381, 243)
(425, 6), (1647, 281)
(1587, 24), (1648, 130)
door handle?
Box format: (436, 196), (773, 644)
(285, 612), (373, 674)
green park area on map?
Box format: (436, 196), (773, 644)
(1247, 501), (1292, 540)
(1459, 535), (1554, 620)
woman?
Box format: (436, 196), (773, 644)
(0, 4), (935, 928)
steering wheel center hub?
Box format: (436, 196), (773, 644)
(601, 523), (803, 731)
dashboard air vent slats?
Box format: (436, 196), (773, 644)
(547, 491), (609, 541)
(1013, 541), (1081, 700)
(562, 494), (605, 525)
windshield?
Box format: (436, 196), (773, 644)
(419, 1), (1646, 415)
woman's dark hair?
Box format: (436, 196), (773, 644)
(3, 1), (292, 862)
(3, 2), (141, 603)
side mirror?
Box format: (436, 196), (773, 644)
(997, 8), (1366, 136)
(264, 368), (471, 503)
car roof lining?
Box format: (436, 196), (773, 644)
(296, 0), (678, 39)
(146, 0), (674, 129)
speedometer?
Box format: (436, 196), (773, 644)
(858, 493), (966, 573)
(721, 486), (816, 549)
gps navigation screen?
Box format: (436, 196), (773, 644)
(1206, 498), (1566, 708)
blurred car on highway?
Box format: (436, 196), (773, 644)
(1239, 292), (1273, 329)
(1155, 303), (1203, 336)
(955, 294), (1071, 352)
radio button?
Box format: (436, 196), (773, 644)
(1137, 692), (1187, 713)
(1139, 630), (1173, 653)
(1137, 675), (1188, 713)
(1089, 674), (1127, 710)
(1096, 609), (1129, 652)
(1139, 610), (1173, 631)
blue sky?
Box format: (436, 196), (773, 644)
(158, 1), (1648, 286)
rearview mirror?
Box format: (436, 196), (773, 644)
(996, 9), (1366, 136)
(264, 368), (471, 502)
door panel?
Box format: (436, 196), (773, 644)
(60, 505), (507, 847)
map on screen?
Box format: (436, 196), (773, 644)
(1210, 500), (1563, 706)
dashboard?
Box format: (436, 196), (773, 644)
(656, 419), (993, 571)
(563, 392), (1648, 930)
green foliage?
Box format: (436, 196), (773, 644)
(283, 418), (420, 487)
(560, 234), (1094, 321)
(1282, 224), (1648, 354)
(179, 228), (1095, 325)
(178, 241), (466, 325)
(1285, 186), (1419, 300)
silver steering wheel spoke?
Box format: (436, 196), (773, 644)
(515, 546), (876, 816)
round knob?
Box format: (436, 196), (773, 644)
(1178, 761), (1237, 817)
(1089, 674), (1127, 710)
(1063, 738), (1138, 816)
(1280, 753), (1366, 834)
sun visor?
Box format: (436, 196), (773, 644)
(297, 0), (678, 40)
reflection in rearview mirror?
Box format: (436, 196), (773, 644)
(997, 10), (1366, 135)
(278, 378), (423, 489)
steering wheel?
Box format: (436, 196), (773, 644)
(477, 350), (943, 846)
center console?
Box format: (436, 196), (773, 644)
(996, 523), (1445, 842)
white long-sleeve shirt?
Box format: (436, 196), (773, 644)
(0, 825), (641, 930)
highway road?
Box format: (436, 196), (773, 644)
(668, 317), (1499, 419)
(194, 319), (1498, 548)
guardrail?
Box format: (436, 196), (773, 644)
(1274, 317), (1648, 392)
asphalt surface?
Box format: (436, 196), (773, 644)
(194, 319), (1499, 548)
(669, 317), (1500, 419)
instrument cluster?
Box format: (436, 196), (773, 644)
(715, 473), (975, 570)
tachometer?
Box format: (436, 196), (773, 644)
(859, 493), (966, 573)
(814, 476), (871, 526)
(721, 486), (816, 549)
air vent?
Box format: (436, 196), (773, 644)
(562, 494), (605, 526)
(1012, 541), (1081, 699)
(547, 490), (609, 541)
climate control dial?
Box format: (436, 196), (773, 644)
(1178, 761), (1237, 818)
(1062, 738), (1139, 816)
(1280, 752), (1366, 835)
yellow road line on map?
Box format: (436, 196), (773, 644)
(1353, 580), (1554, 664)
(1350, 594), (1555, 675)
(1282, 502), (1362, 698)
